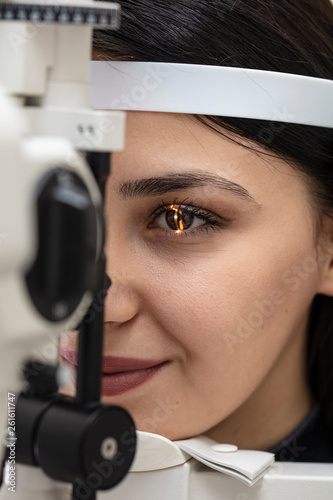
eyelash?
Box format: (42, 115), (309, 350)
(148, 198), (229, 238)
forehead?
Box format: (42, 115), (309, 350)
(111, 111), (311, 209)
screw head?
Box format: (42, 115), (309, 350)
(101, 437), (118, 460)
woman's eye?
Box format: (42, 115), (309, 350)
(148, 203), (224, 237)
(160, 206), (202, 232)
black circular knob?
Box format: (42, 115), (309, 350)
(36, 400), (136, 490)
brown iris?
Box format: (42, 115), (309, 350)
(165, 206), (194, 233)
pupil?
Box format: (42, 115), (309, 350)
(166, 208), (194, 231)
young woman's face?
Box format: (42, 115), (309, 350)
(60, 112), (330, 447)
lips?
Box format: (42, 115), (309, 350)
(60, 349), (168, 396)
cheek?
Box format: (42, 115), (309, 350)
(137, 232), (320, 392)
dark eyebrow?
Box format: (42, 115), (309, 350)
(118, 171), (258, 204)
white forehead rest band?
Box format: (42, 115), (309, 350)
(90, 61), (333, 128)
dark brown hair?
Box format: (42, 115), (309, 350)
(93, 0), (333, 430)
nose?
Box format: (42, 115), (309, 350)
(103, 236), (141, 325)
(103, 276), (140, 324)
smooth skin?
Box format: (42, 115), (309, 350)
(60, 112), (333, 450)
